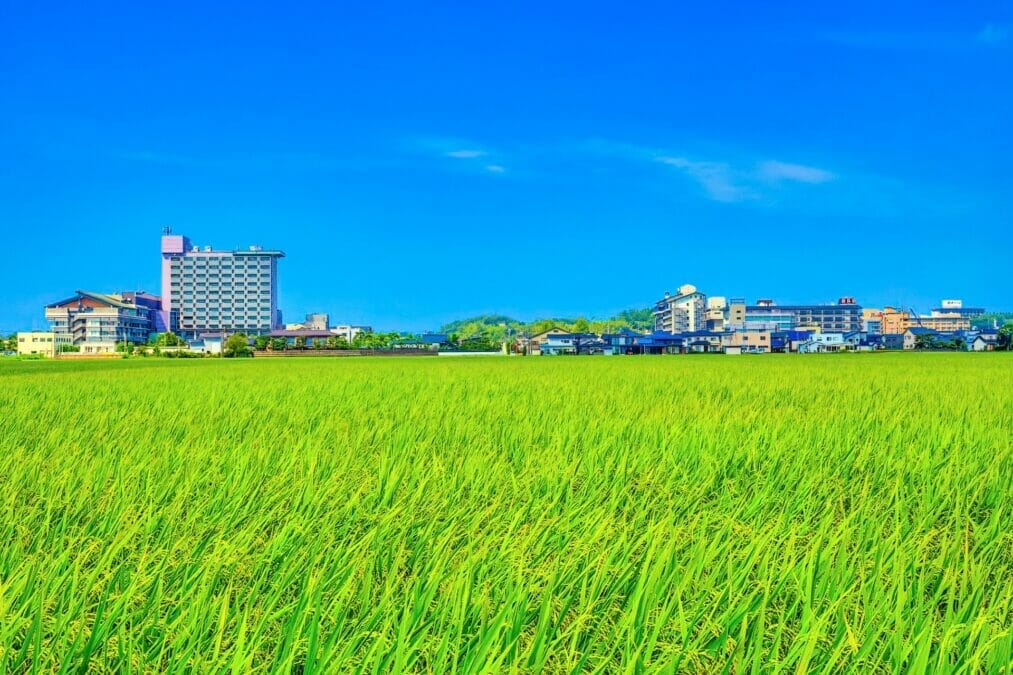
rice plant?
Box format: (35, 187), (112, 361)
(0, 354), (1011, 672)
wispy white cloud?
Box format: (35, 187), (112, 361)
(652, 154), (835, 202)
(758, 160), (836, 184)
(446, 149), (486, 159)
(978, 24), (1009, 45)
(656, 156), (757, 202)
(409, 136), (507, 173)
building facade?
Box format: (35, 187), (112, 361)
(654, 284), (707, 333)
(722, 328), (772, 353)
(745, 298), (862, 333)
(881, 306), (970, 333)
(17, 331), (73, 357)
(45, 290), (157, 351)
(331, 325), (371, 343)
(932, 300), (984, 318)
(160, 230), (284, 339)
(286, 313), (330, 331)
(862, 308), (883, 334)
(908, 315), (971, 332)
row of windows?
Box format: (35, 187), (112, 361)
(180, 301), (271, 307)
(170, 261), (271, 269)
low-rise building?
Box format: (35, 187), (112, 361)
(600, 328), (642, 355)
(771, 330), (815, 353)
(540, 333), (603, 355)
(268, 328), (336, 348)
(525, 327), (569, 355)
(681, 330), (725, 353)
(970, 330), (999, 351)
(331, 325), (371, 343)
(633, 331), (685, 354)
(798, 333), (847, 353)
(16, 331), (73, 357)
(883, 333), (905, 350)
(902, 327), (969, 350)
(722, 329), (771, 353)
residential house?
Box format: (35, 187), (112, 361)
(600, 328), (642, 355)
(525, 327), (569, 355)
(903, 327), (939, 350)
(633, 331), (685, 354)
(798, 333), (847, 353)
(418, 333), (451, 349)
(268, 328), (336, 348)
(771, 330), (814, 353)
(540, 333), (603, 355)
(970, 331), (998, 351)
(681, 330), (725, 353)
(882, 334), (905, 350)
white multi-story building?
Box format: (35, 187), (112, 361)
(160, 229), (284, 339)
(654, 284), (707, 333)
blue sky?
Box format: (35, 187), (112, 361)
(2, 2), (1010, 332)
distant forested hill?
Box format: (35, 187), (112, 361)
(439, 308), (654, 341)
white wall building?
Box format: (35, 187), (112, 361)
(654, 284), (707, 333)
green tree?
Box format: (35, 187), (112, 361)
(571, 317), (591, 333)
(224, 334), (252, 358)
(253, 335), (270, 351)
(326, 335), (351, 350)
(270, 337), (287, 351)
(57, 343), (80, 353)
(154, 332), (185, 347)
(998, 324), (1013, 350)
(294, 336), (307, 349)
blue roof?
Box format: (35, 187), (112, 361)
(636, 331), (685, 347)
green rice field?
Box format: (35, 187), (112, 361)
(1, 354), (1012, 672)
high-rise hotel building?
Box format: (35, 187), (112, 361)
(160, 230), (284, 339)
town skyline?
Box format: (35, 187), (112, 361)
(1, 224), (1009, 336)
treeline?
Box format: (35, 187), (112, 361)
(439, 308), (654, 344)
(971, 313), (1013, 329)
